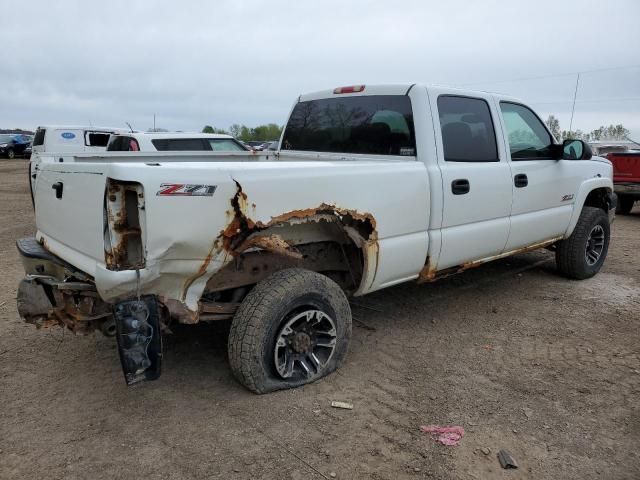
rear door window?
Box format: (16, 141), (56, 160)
(281, 95), (416, 156)
(437, 96), (499, 162)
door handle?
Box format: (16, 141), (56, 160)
(52, 182), (63, 199)
(514, 174), (528, 188)
(451, 178), (470, 195)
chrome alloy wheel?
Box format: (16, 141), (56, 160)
(274, 310), (337, 379)
(585, 224), (605, 266)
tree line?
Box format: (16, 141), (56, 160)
(202, 123), (283, 142)
(544, 115), (629, 142)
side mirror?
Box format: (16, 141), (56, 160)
(562, 139), (592, 160)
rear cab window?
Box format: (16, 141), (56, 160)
(437, 96), (498, 162)
(281, 95), (416, 156)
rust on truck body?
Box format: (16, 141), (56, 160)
(418, 237), (563, 283)
(104, 179), (145, 271)
(178, 180), (379, 323)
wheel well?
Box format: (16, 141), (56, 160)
(202, 216), (371, 305)
(583, 187), (611, 212)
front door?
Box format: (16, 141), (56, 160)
(496, 102), (580, 250)
(431, 92), (513, 270)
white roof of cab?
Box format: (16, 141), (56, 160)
(298, 83), (522, 103)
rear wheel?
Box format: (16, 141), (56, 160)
(616, 195), (635, 215)
(228, 268), (352, 394)
(556, 206), (610, 280)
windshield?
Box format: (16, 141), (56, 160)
(281, 95), (416, 156)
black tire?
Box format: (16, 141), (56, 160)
(616, 195), (634, 215)
(7, 148), (15, 159)
(556, 206), (610, 280)
(228, 268), (351, 394)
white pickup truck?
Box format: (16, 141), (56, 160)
(17, 84), (616, 393)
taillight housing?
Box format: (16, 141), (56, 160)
(104, 179), (146, 270)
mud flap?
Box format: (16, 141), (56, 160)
(113, 296), (162, 385)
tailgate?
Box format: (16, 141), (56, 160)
(34, 163), (108, 272)
(608, 153), (640, 183)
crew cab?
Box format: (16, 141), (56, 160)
(106, 132), (249, 152)
(17, 84), (616, 393)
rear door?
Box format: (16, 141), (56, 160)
(430, 91), (513, 270)
(496, 101), (579, 250)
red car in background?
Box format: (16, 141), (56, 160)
(606, 151), (640, 214)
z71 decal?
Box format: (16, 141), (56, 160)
(561, 194), (575, 202)
(157, 184), (217, 196)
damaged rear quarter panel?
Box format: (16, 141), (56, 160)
(93, 160), (430, 320)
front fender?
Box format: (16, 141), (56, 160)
(564, 177), (613, 238)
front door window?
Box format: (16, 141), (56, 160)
(500, 102), (553, 160)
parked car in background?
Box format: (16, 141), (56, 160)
(606, 151), (640, 214)
(264, 140), (279, 151)
(245, 141), (265, 151)
(106, 132), (250, 152)
(0, 134), (31, 159)
(31, 125), (123, 156)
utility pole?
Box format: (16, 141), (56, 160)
(153, 113), (156, 131)
(569, 73), (580, 133)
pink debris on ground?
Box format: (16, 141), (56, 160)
(420, 425), (465, 446)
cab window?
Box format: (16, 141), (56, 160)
(281, 95), (416, 156)
(152, 138), (206, 151)
(437, 96), (498, 162)
(499, 102), (553, 160)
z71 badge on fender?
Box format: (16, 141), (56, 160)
(157, 184), (217, 196)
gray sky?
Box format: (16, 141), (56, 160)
(3, 0), (640, 138)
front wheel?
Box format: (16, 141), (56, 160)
(556, 206), (610, 280)
(228, 268), (352, 394)
(6, 148), (15, 159)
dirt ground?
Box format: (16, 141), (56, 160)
(0, 159), (638, 480)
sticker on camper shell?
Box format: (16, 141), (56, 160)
(157, 183), (217, 196)
(60, 132), (76, 140)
